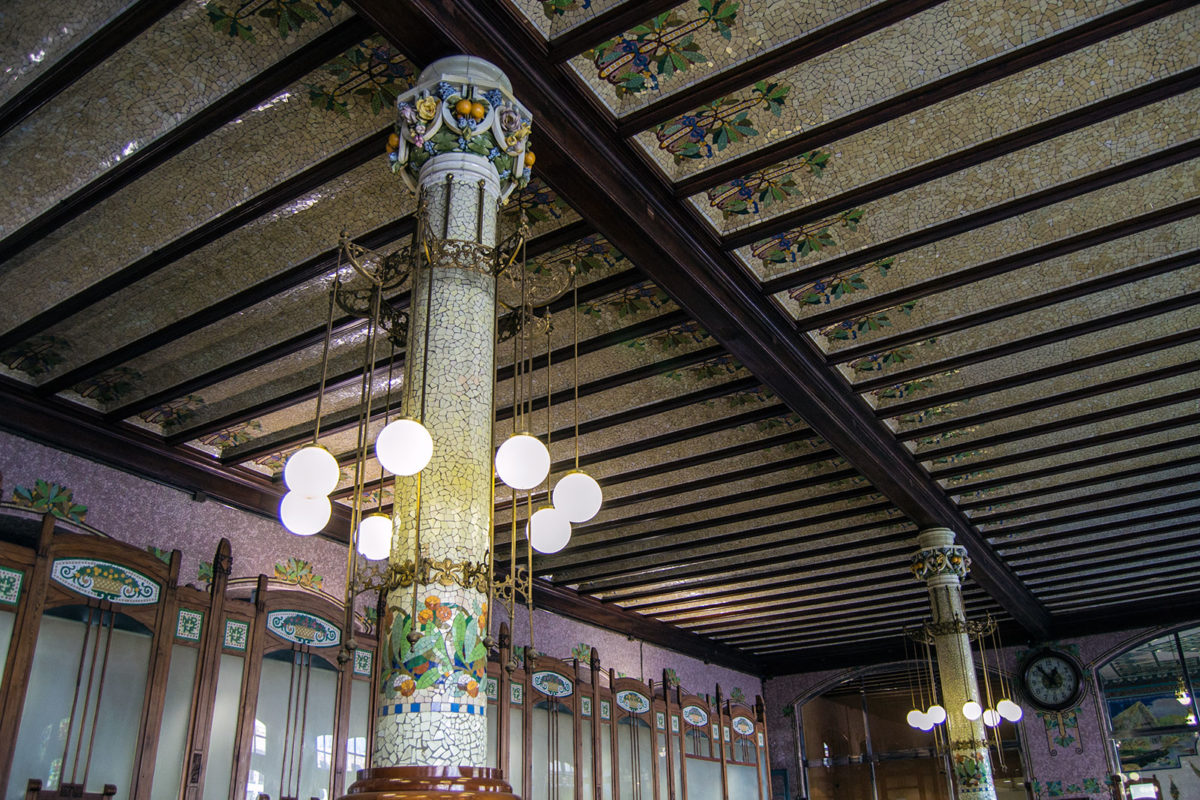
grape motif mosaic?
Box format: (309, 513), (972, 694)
(266, 609), (340, 647)
(51, 559), (159, 605)
(532, 670), (574, 698)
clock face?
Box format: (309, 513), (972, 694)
(1023, 651), (1083, 710)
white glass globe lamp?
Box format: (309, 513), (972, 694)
(283, 444), (340, 496)
(961, 701), (983, 721)
(528, 506), (572, 554)
(982, 708), (1001, 728)
(926, 704), (946, 725)
(279, 491), (331, 536)
(552, 470), (603, 523)
(916, 715), (935, 732)
(357, 513), (392, 561)
(495, 433), (550, 490)
(375, 418), (433, 476)
(905, 709), (927, 729)
(997, 699), (1023, 722)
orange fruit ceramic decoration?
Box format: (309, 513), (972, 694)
(524, 150), (536, 167)
(470, 102), (486, 120)
(454, 98), (473, 116)
(387, 132), (400, 151)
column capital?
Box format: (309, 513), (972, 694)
(391, 55), (534, 202)
(911, 527), (970, 583)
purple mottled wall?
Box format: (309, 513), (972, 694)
(0, 429), (763, 697)
(764, 627), (1185, 800)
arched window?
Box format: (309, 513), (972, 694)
(1098, 627), (1200, 796)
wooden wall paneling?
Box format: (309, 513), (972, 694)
(651, 692), (665, 800)
(0, 513), (53, 792)
(522, 646), (533, 800)
(182, 538), (230, 800)
(715, 687), (729, 800)
(571, 655), (583, 800)
(129, 548), (182, 800)
(497, 622), (512, 780)
(590, 648), (602, 800)
(661, 674), (677, 800)
(755, 696), (770, 800)
(675, 686), (689, 800)
(228, 575), (269, 800)
(609, 668), (621, 800)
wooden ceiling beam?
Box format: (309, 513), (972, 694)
(828, 249), (1200, 365)
(721, 67), (1200, 245)
(887, 328), (1200, 422)
(611, 0), (941, 135)
(666, 0), (1193, 195)
(854, 290), (1200, 393)
(350, 0), (1053, 639)
(0, 0), (183, 137)
(0, 15), (375, 265)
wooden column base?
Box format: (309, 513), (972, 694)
(339, 767), (520, 799)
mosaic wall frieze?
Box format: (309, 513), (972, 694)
(0, 0), (353, 238)
(634, 0), (1135, 181)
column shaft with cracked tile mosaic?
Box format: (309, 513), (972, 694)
(374, 157), (499, 769)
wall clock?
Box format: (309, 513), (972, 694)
(1021, 649), (1084, 711)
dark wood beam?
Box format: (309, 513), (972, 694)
(919, 385), (1200, 463)
(0, 15), (375, 264)
(545, 0), (684, 61)
(31, 135), (393, 395)
(945, 433), (1200, 489)
(902, 361), (1200, 442)
(664, 0), (1193, 193)
(0, 381), (353, 536)
(883, 327), (1200, 421)
(530, 580), (761, 674)
(350, 0), (1052, 639)
(854, 290), (1200, 392)
(0, 0), (183, 137)
(1050, 590), (1200, 641)
(596, 0), (942, 131)
(826, 248), (1200, 364)
(716, 67), (1200, 243)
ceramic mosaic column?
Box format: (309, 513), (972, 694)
(911, 527), (999, 800)
(343, 56), (532, 799)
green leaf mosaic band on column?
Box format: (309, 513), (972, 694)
(347, 56), (529, 800)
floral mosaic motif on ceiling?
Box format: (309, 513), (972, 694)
(707, 149), (830, 218)
(914, 427), (977, 449)
(928, 449), (989, 467)
(656, 79), (789, 162)
(138, 395), (206, 428)
(196, 420), (263, 449)
(848, 336), (938, 375)
(584, 1), (739, 97)
(755, 208), (865, 268)
(73, 366), (143, 404)
(308, 37), (416, 117)
(715, 384), (774, 409)
(895, 400), (968, 426)
(625, 320), (710, 353)
(819, 301), (916, 345)
(205, 0), (342, 43)
(581, 281), (670, 319)
(540, 0), (589, 18)
(251, 450), (289, 473)
(663, 353), (741, 383)
(872, 370), (960, 402)
(503, 179), (570, 225)
(274, 556), (324, 589)
(789, 256), (894, 307)
(11, 479), (88, 524)
(1, 334), (72, 378)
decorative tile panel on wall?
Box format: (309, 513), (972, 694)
(176, 608), (203, 641)
(0, 565), (23, 605)
(223, 619), (249, 651)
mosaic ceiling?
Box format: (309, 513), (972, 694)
(0, 0), (1196, 672)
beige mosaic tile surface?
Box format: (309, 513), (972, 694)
(3, 45), (414, 302)
(632, 0), (1133, 181)
(0, 0), (133, 106)
(508, 0), (626, 39)
(569, 0), (878, 116)
(0, 0), (354, 237)
(747, 96), (1200, 287)
(891, 343), (1200, 440)
(979, 465), (1199, 520)
(999, 512), (1200, 558)
(822, 218), (1199, 360)
(976, 483), (1188, 533)
(928, 395), (1200, 473)
(690, 10), (1198, 234)
(849, 264), (1200, 389)
(26, 161), (416, 381)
